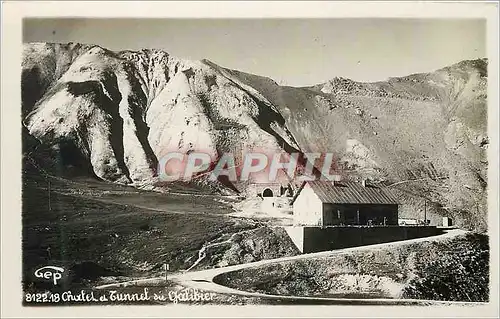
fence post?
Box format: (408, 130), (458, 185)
(164, 263), (169, 282)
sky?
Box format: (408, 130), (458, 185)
(23, 18), (486, 87)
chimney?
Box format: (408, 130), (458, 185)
(361, 179), (366, 187)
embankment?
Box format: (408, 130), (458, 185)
(187, 226), (301, 270)
(213, 232), (489, 302)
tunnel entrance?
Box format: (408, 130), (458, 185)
(262, 188), (274, 197)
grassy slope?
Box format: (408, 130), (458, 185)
(22, 158), (301, 291)
(22, 169), (256, 290)
(214, 232), (489, 302)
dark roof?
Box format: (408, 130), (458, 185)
(292, 181), (399, 205)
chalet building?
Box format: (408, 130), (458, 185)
(291, 180), (399, 226)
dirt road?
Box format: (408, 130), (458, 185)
(95, 229), (480, 305)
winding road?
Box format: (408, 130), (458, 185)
(96, 228), (482, 305)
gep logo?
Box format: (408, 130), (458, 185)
(34, 266), (65, 285)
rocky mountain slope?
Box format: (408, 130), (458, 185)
(22, 42), (300, 191)
(22, 42), (488, 230)
(220, 59), (488, 230)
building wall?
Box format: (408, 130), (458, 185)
(322, 203), (398, 226)
(442, 217), (453, 227)
(284, 226), (305, 253)
(291, 226), (441, 253)
(292, 184), (323, 226)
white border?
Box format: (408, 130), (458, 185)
(1, 1), (499, 318)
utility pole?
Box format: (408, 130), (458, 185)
(48, 179), (51, 211)
(424, 200), (427, 226)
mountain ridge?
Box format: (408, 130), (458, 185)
(21, 42), (488, 230)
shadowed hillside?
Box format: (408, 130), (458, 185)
(22, 42), (488, 230)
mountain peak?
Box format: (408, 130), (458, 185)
(21, 42), (488, 229)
